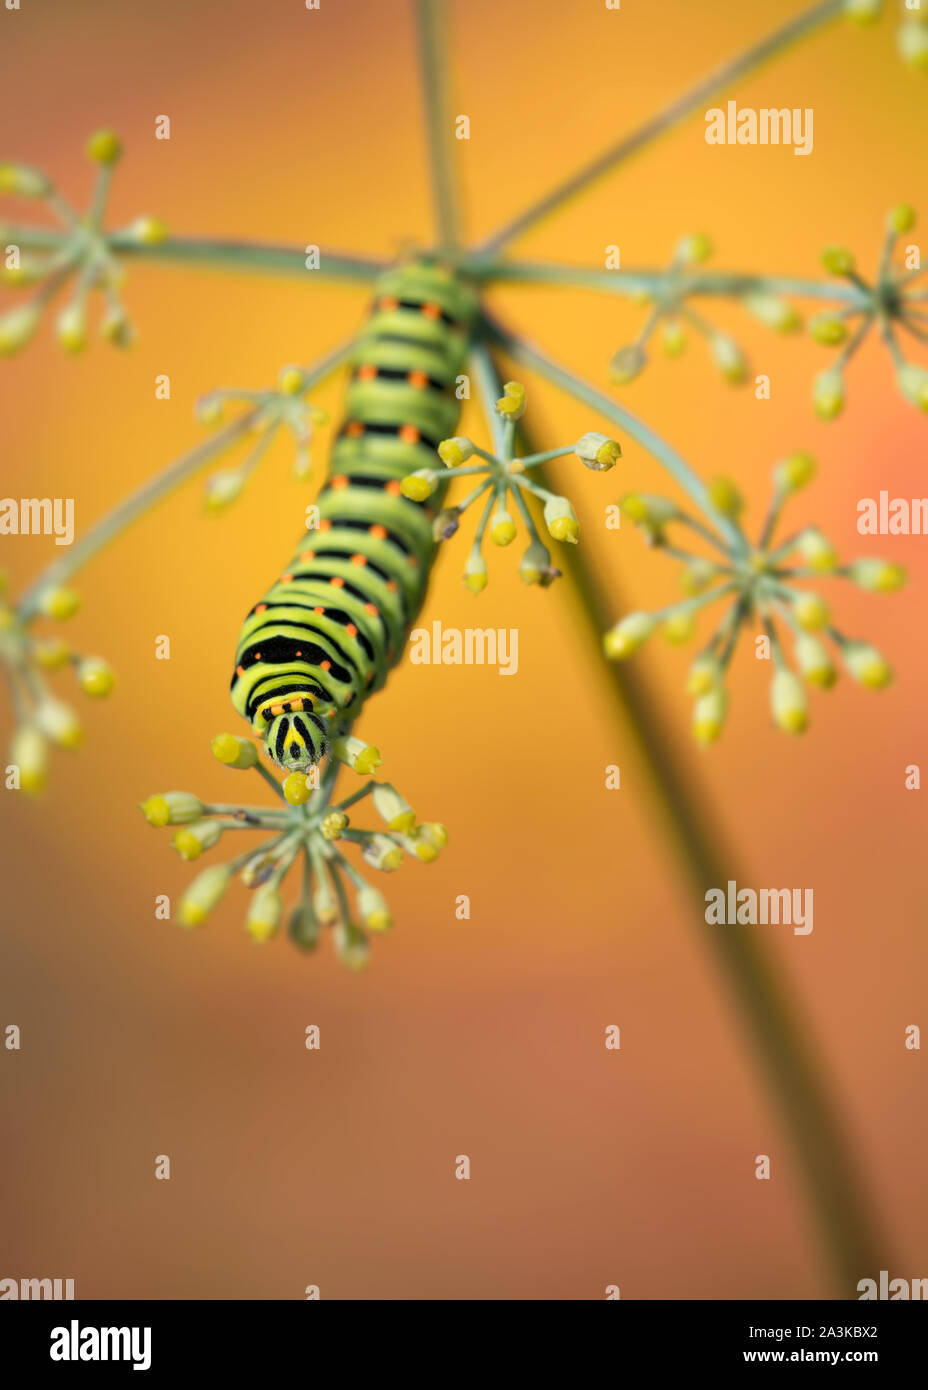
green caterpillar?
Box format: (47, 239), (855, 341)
(230, 260), (478, 771)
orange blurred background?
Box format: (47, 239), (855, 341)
(1, 0), (926, 1299)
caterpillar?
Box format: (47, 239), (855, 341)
(230, 260), (478, 771)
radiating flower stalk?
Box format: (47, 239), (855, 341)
(139, 733), (446, 965)
(404, 378), (620, 592)
(0, 572), (115, 795)
(604, 451), (905, 742)
(0, 130), (168, 355)
(810, 206), (928, 419)
(196, 365), (329, 511)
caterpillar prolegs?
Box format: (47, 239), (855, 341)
(230, 261), (479, 771)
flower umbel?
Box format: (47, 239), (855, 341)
(412, 381), (620, 592)
(196, 364), (329, 511)
(0, 131), (166, 355)
(811, 206), (928, 418)
(0, 574), (116, 794)
(607, 233), (772, 389)
(140, 735), (447, 965)
(604, 452), (903, 742)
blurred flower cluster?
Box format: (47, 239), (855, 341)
(603, 451), (904, 742)
(196, 366), (329, 513)
(139, 734), (447, 966)
(0, 130), (167, 355)
(0, 574), (115, 795)
(607, 233), (770, 390)
(403, 379), (621, 592)
(810, 206), (928, 420)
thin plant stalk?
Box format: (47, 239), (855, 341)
(481, 346), (890, 1294)
(475, 0), (845, 254)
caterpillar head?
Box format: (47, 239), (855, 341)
(262, 710), (329, 772)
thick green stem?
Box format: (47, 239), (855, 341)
(467, 257), (865, 306)
(475, 0), (845, 254)
(414, 0), (460, 248)
(480, 346), (890, 1294)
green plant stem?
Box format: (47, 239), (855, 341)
(414, 0), (460, 247)
(3, 226), (387, 282)
(481, 346), (889, 1294)
(465, 257), (866, 306)
(475, 0), (846, 254)
(17, 336), (353, 618)
(481, 310), (746, 553)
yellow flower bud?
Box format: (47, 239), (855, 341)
(204, 469), (246, 515)
(77, 657), (117, 698)
(821, 245), (855, 277)
(809, 313), (847, 347)
(662, 611), (695, 645)
(333, 735), (382, 775)
(793, 593), (831, 632)
(692, 687), (728, 745)
(400, 471), (436, 501)
(334, 920), (370, 971)
(495, 381), (525, 420)
(887, 203), (916, 235)
(9, 725), (47, 796)
(898, 18), (928, 73)
(773, 450), (817, 493)
(33, 637), (71, 670)
(86, 129), (122, 165)
(178, 864), (232, 927)
(128, 215), (169, 244)
(543, 495), (579, 543)
(661, 320), (687, 357)
(686, 653), (722, 696)
(744, 293), (801, 333)
(490, 507), (517, 546)
(771, 670), (808, 734)
(795, 634), (837, 689)
(320, 810), (349, 840)
(210, 732), (259, 769)
(358, 884), (392, 932)
(37, 585), (81, 621)
(897, 365), (928, 413)
(277, 365), (305, 396)
(372, 783), (416, 833)
(362, 834), (404, 872)
(0, 163), (50, 198)
(464, 552), (488, 593)
(172, 819), (222, 862)
(609, 344), (646, 385)
(139, 791), (205, 827)
(797, 528), (838, 572)
(843, 642), (893, 689)
(575, 432), (622, 472)
(707, 476), (743, 518)
(246, 884), (283, 942)
(56, 303), (87, 354)
(676, 232), (713, 265)
(282, 772), (312, 806)
(35, 697), (82, 750)
(0, 304), (41, 356)
(603, 612), (655, 660)
(437, 436), (475, 466)
(710, 335), (747, 384)
(848, 559), (907, 593)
